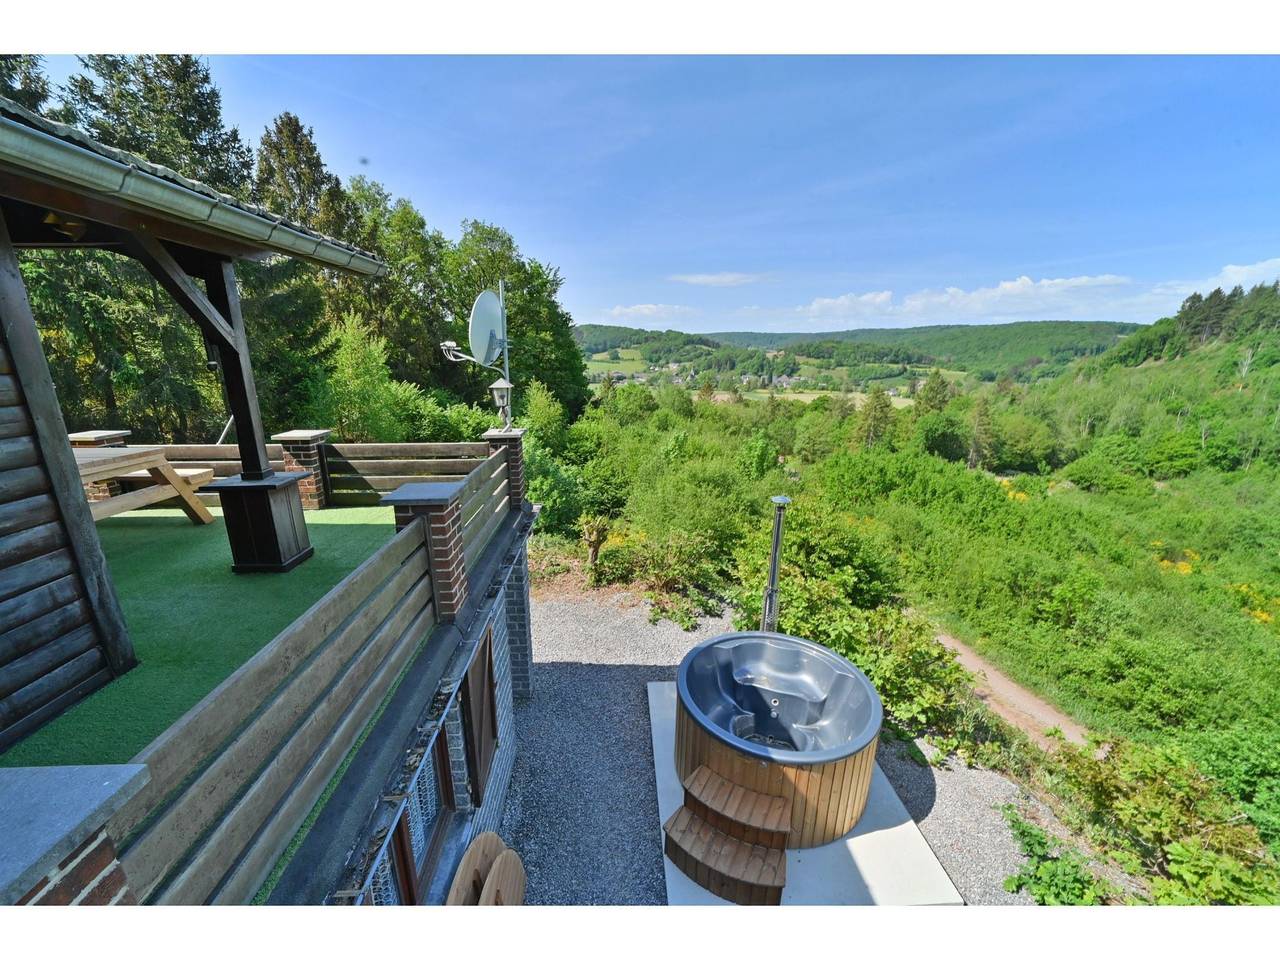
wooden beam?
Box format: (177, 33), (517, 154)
(0, 206), (135, 675)
(122, 233), (236, 350)
(198, 259), (273, 480)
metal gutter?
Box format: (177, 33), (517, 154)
(0, 112), (387, 277)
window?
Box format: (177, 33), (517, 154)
(460, 625), (499, 805)
(379, 734), (454, 904)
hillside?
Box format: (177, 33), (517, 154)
(714, 320), (1139, 375)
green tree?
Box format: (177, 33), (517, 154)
(853, 384), (894, 449)
(968, 394), (996, 468)
(306, 313), (408, 442)
(0, 55), (52, 111)
(444, 220), (589, 418)
(520, 379), (568, 455)
(916, 367), (951, 414)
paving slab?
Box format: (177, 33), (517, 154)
(648, 681), (964, 906)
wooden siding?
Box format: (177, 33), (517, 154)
(107, 520), (438, 904)
(674, 697), (878, 849)
(323, 442), (490, 507)
(0, 213), (135, 749)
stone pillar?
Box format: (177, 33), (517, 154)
(381, 481), (469, 622)
(2, 764), (148, 906)
(271, 429), (332, 510)
(68, 429), (131, 502)
(483, 427), (527, 511)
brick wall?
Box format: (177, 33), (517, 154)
(17, 829), (136, 906)
(505, 543), (533, 701)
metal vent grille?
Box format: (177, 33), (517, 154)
(369, 853), (401, 906)
(406, 757), (442, 862)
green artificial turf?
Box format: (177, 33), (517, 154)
(0, 506), (396, 768)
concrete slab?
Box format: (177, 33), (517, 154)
(647, 681), (964, 906)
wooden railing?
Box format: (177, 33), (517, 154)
(459, 449), (510, 570)
(108, 520), (436, 904)
(323, 442), (491, 507)
(128, 443), (287, 506)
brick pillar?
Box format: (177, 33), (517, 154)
(381, 481), (469, 622)
(505, 542), (533, 701)
(483, 427), (527, 511)
(271, 429), (332, 510)
(69, 429), (132, 502)
(17, 828), (136, 906)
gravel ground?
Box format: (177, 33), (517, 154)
(501, 589), (1039, 905)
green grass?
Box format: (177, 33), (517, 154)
(584, 347), (647, 376)
(1, 506), (396, 768)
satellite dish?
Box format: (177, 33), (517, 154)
(469, 290), (505, 367)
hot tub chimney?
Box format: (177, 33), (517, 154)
(761, 495), (790, 632)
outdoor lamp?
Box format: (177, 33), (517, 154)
(490, 376), (514, 430)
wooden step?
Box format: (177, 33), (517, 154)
(663, 806), (785, 905)
(683, 765), (792, 849)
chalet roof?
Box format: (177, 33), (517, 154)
(0, 96), (385, 275)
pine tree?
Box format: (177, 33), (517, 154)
(968, 394), (996, 469)
(0, 55), (51, 112)
(916, 367), (951, 414)
(854, 384), (894, 449)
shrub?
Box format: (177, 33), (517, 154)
(523, 439), (582, 536)
(1002, 806), (1112, 904)
(307, 312), (407, 442)
(520, 379), (567, 454)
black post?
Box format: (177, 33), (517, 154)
(201, 260), (272, 481)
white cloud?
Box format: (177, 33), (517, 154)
(669, 272), (765, 287)
(792, 273), (1132, 327)
(606, 303), (694, 320)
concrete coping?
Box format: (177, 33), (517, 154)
(271, 428), (333, 443)
(482, 427), (527, 441)
(380, 480), (466, 508)
(0, 764), (149, 903)
(67, 429), (132, 443)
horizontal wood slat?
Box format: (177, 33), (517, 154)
(0, 597), (90, 666)
(0, 548), (75, 605)
(0, 404), (32, 440)
(328, 474), (470, 493)
(153, 444), (286, 461)
(0, 492), (57, 537)
(0, 646), (104, 730)
(0, 667), (110, 753)
(326, 457), (485, 477)
(460, 460), (507, 527)
(0, 465), (50, 504)
(0, 520), (67, 568)
(463, 492), (509, 571)
(0, 374), (20, 407)
(122, 550), (431, 899)
(326, 442), (488, 459)
(0, 623), (98, 700)
(111, 522), (425, 840)
(0, 434), (38, 469)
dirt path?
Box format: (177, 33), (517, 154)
(934, 631), (1089, 749)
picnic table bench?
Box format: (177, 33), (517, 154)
(73, 445), (215, 524)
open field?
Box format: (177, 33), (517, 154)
(585, 347), (647, 376)
(731, 388), (915, 407)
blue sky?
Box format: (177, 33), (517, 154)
(43, 55), (1280, 333)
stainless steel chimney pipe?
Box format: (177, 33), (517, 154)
(761, 495), (791, 632)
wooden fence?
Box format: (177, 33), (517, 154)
(124, 444), (287, 506)
(459, 449), (510, 570)
(107, 520), (436, 904)
(323, 442), (492, 507)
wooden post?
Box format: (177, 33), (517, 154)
(125, 236), (313, 573)
(200, 259), (272, 481)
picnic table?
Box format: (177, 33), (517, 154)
(73, 445), (214, 524)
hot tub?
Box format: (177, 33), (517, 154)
(675, 631), (882, 848)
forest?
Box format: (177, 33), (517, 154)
(527, 283), (1280, 904)
(4, 55), (1278, 904)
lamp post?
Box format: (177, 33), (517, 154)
(489, 376), (513, 431)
